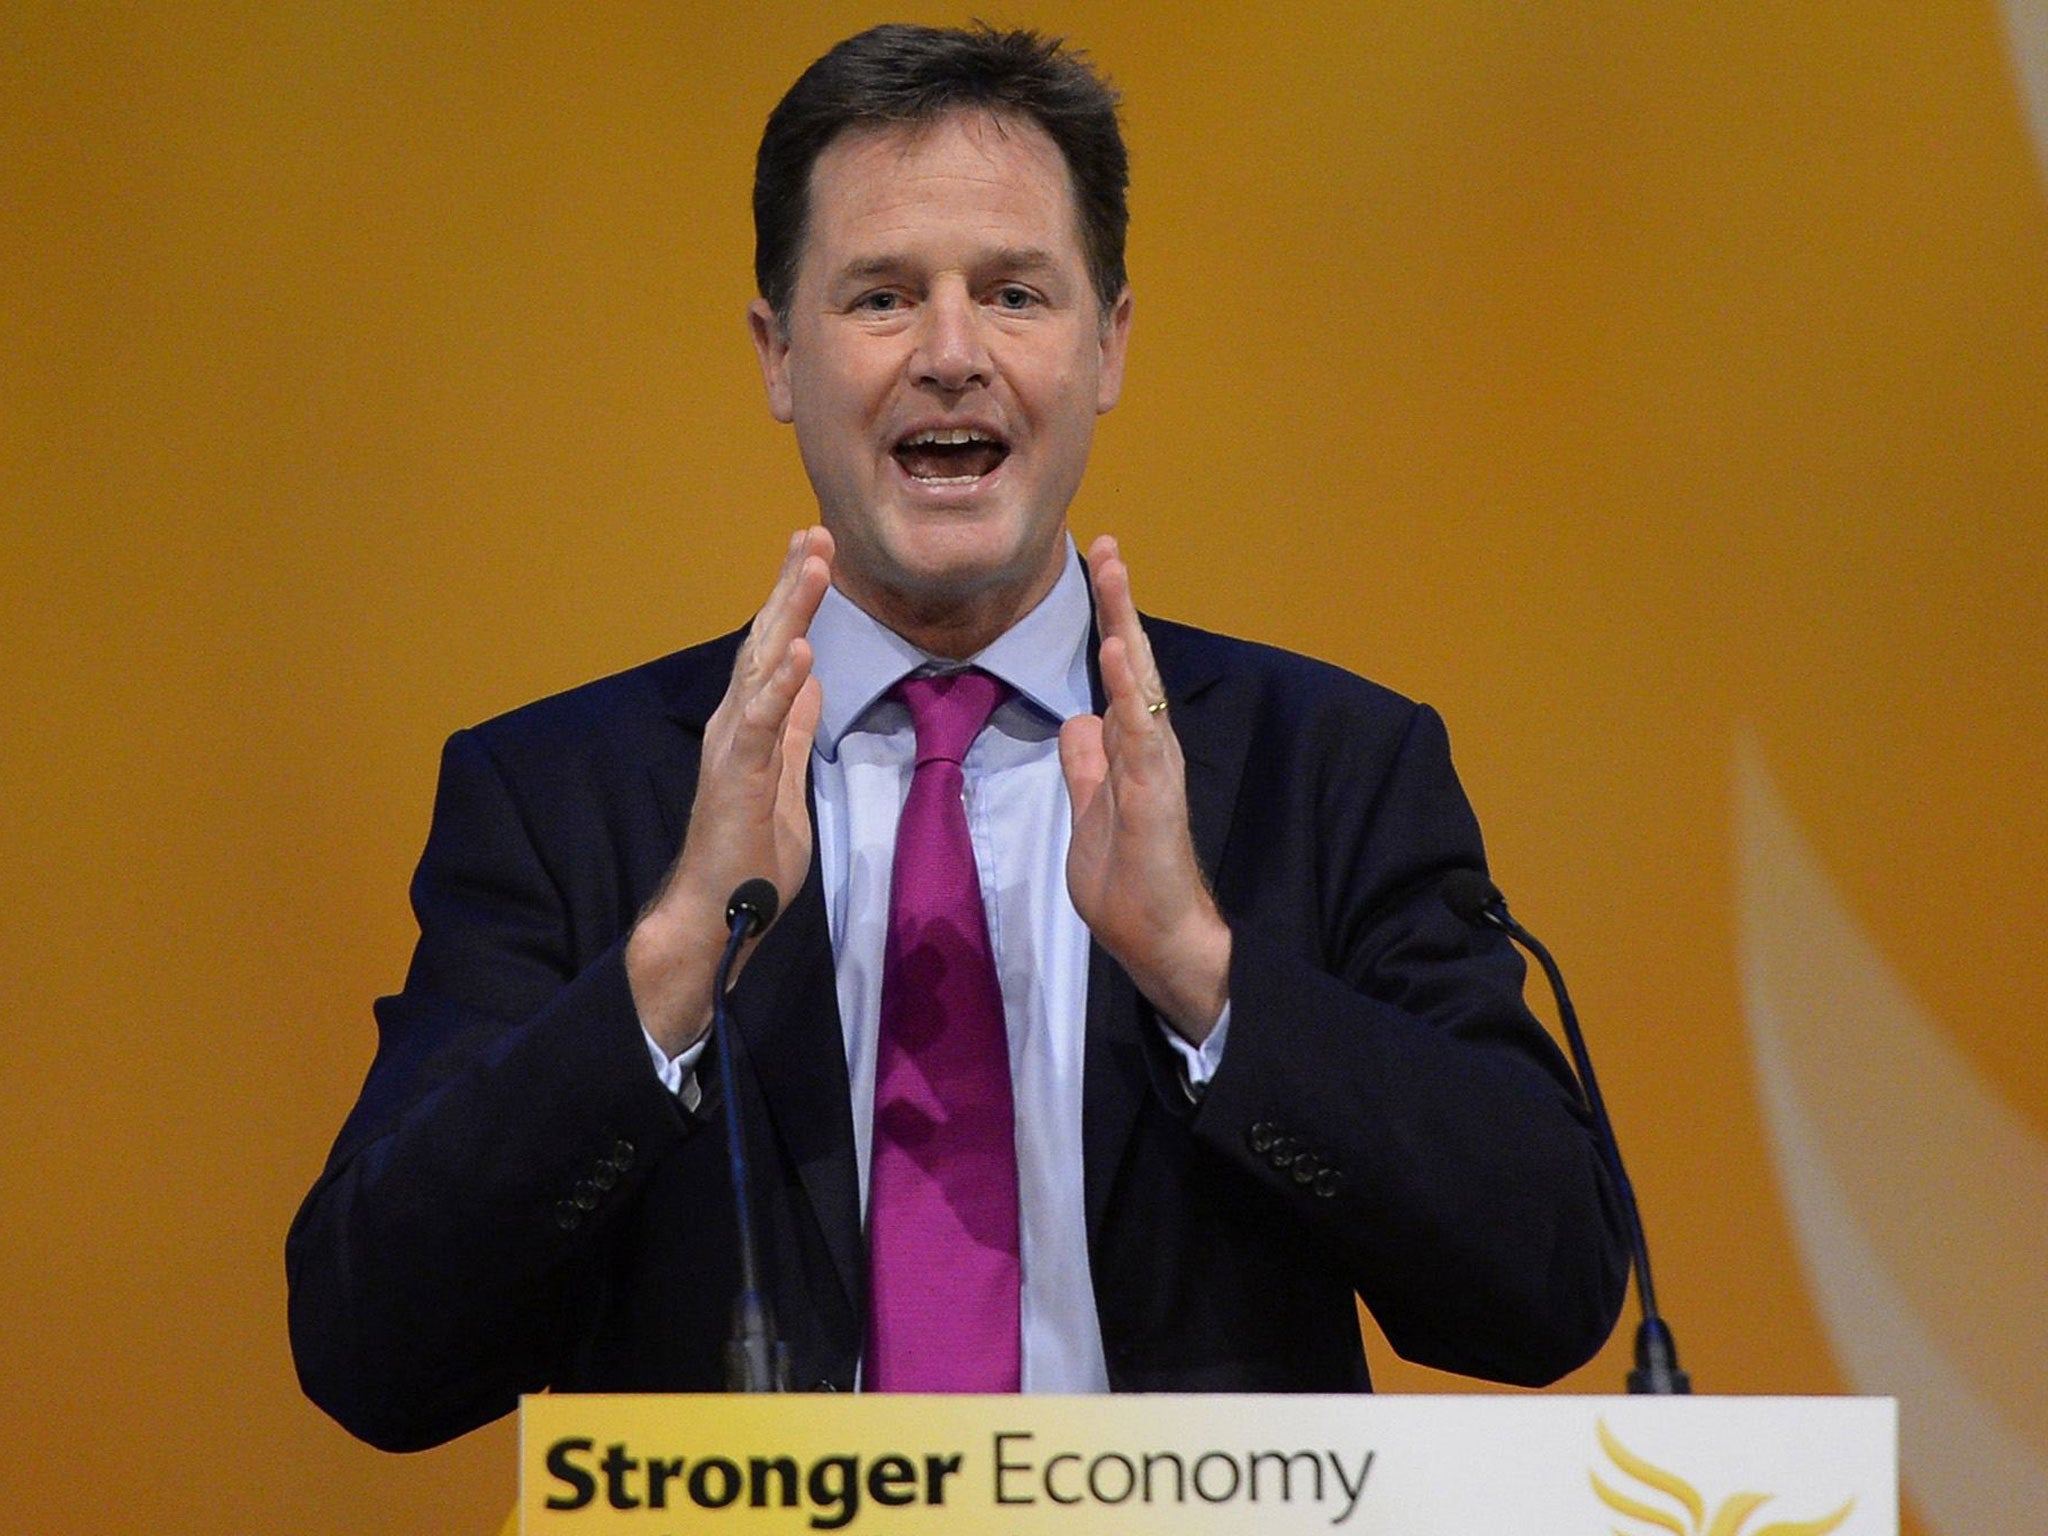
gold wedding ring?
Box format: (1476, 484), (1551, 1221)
(1146, 697), (1169, 716)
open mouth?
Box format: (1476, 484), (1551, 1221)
(893, 426), (1009, 485)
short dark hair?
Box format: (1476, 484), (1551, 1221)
(753, 23), (1129, 324)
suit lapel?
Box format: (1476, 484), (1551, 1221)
(1082, 618), (1253, 1242)
(727, 862), (865, 1318)
(652, 633), (865, 1320)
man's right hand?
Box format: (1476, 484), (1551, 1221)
(626, 526), (834, 1056)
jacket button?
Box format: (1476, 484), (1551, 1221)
(1313, 1168), (1343, 1198)
(554, 1200), (582, 1231)
(608, 1140), (636, 1170)
(1291, 1157), (1321, 1185)
(1247, 1122), (1278, 1154)
(590, 1162), (620, 1191)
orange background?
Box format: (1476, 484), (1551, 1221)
(4, 5), (2042, 1532)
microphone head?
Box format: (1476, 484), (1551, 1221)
(1439, 868), (1506, 925)
(725, 878), (781, 937)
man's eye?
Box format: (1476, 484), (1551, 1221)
(857, 292), (901, 312)
(993, 286), (1036, 310)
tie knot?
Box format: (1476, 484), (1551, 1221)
(898, 669), (1009, 766)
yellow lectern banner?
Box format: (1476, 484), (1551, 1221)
(518, 1393), (1894, 1534)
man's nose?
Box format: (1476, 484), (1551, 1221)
(911, 286), (993, 391)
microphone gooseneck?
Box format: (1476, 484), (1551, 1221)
(1440, 870), (1690, 1394)
(714, 877), (789, 1391)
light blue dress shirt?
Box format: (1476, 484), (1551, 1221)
(649, 543), (1226, 1391)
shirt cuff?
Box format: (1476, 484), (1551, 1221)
(1158, 1000), (1231, 1101)
(644, 1028), (708, 1112)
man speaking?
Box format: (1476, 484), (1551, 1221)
(288, 23), (1626, 1451)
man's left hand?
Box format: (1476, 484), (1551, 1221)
(1059, 535), (1232, 1044)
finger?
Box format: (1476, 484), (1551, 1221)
(1058, 713), (1109, 816)
(783, 669), (824, 765)
(726, 558), (828, 744)
(1097, 634), (1172, 753)
(733, 634), (817, 765)
(743, 526), (834, 677)
(774, 671), (825, 858)
(1096, 633), (1139, 723)
(741, 529), (810, 648)
(1087, 534), (1165, 709)
(763, 528), (833, 640)
(779, 540), (833, 650)
(1085, 534), (1135, 643)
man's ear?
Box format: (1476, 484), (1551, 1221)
(747, 298), (795, 424)
(1095, 286), (1134, 415)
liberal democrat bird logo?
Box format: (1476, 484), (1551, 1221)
(1591, 1421), (1854, 1536)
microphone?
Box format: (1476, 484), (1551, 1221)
(1439, 869), (1691, 1394)
(713, 877), (789, 1391)
(726, 877), (780, 939)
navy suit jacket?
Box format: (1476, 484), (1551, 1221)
(287, 615), (1627, 1451)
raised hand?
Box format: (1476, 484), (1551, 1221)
(626, 527), (834, 1054)
(1058, 535), (1231, 1042)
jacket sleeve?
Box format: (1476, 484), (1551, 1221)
(285, 724), (695, 1451)
(1186, 696), (1630, 1386)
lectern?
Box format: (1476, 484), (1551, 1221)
(511, 1393), (1894, 1533)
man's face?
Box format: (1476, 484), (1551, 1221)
(750, 110), (1132, 652)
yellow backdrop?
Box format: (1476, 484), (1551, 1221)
(5, 5), (2043, 1533)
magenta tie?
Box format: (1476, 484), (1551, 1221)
(866, 669), (1021, 1391)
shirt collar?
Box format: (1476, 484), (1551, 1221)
(810, 540), (1095, 760)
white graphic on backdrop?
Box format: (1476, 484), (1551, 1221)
(2003, 1), (2048, 185)
(1736, 732), (2048, 1535)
